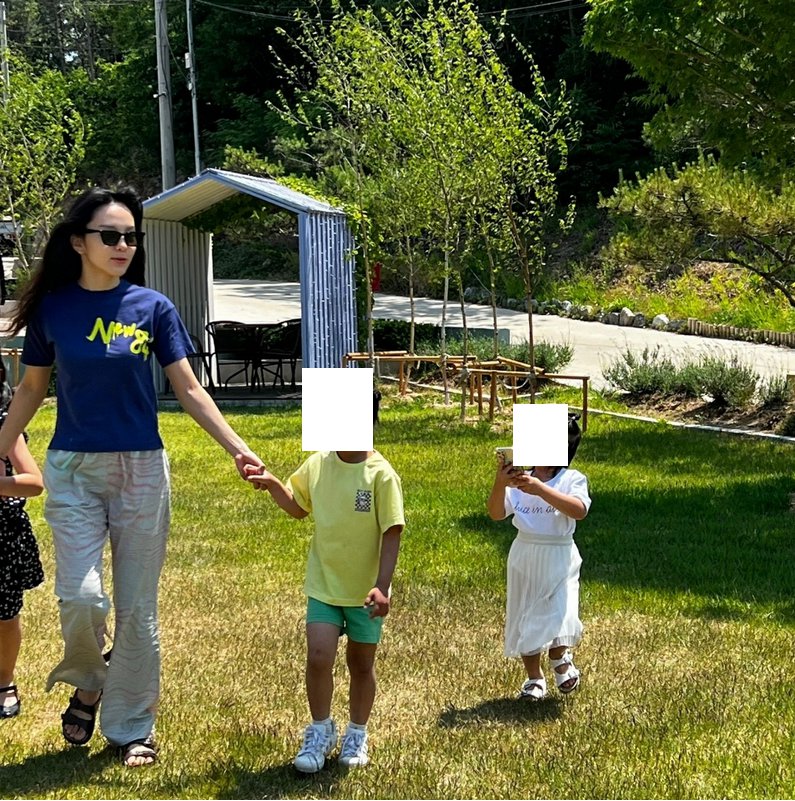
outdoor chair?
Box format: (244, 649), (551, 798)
(205, 320), (258, 389)
(258, 318), (302, 389)
(187, 333), (216, 393)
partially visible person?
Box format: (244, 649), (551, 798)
(0, 359), (45, 719)
(247, 401), (404, 773)
(0, 187), (264, 765)
(486, 414), (591, 701)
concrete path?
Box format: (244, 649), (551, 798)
(213, 279), (795, 390)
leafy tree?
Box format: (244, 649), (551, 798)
(487, 42), (577, 378)
(586, 0), (795, 166)
(270, 0), (577, 415)
(5, 0), (131, 77)
(0, 54), (86, 271)
(602, 155), (795, 308)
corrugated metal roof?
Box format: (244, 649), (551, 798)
(143, 168), (345, 221)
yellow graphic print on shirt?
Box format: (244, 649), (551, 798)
(86, 316), (152, 359)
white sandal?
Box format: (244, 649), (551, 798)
(549, 650), (580, 694)
(518, 676), (547, 701)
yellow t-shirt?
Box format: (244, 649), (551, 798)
(287, 450), (405, 606)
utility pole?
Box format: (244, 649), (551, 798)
(154, 0), (176, 190)
(185, 0), (201, 175)
(1, 2), (9, 106)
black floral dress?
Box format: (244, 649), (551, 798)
(0, 413), (43, 620)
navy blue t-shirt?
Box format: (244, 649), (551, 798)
(22, 281), (193, 452)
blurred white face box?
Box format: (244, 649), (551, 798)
(513, 404), (569, 467)
(302, 368), (374, 452)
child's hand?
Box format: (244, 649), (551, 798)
(245, 464), (275, 490)
(509, 472), (544, 495)
(364, 587), (390, 618)
(494, 459), (518, 488)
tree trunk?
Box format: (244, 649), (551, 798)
(441, 242), (450, 405)
(457, 270), (469, 421)
(352, 148), (374, 366)
(484, 236), (500, 359)
(407, 236), (416, 385)
(525, 279), (536, 403)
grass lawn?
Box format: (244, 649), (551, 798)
(2, 389), (795, 799)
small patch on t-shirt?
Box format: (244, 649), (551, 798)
(354, 489), (372, 512)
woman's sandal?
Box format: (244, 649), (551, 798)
(549, 649), (581, 694)
(61, 690), (102, 745)
(518, 676), (548, 701)
(120, 735), (157, 767)
(0, 684), (21, 719)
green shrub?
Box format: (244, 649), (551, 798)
(777, 411), (795, 437)
(213, 238), (299, 280)
(400, 335), (573, 385)
(373, 320), (573, 374)
(697, 355), (758, 408)
(507, 340), (574, 374)
(604, 348), (762, 409)
(758, 376), (791, 409)
(669, 362), (703, 398)
(372, 319), (444, 351)
(602, 347), (677, 396)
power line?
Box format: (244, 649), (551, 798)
(501, 3), (588, 20)
(195, 0), (297, 21)
(194, 0), (588, 23)
(480, 0), (585, 15)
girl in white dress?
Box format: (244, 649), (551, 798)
(487, 415), (591, 700)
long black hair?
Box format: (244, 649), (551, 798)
(9, 187), (146, 335)
(0, 358), (11, 413)
(546, 413), (583, 477)
(567, 413), (582, 464)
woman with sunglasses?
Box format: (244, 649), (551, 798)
(0, 187), (265, 766)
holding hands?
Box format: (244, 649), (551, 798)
(244, 462), (276, 490)
(234, 449), (265, 480)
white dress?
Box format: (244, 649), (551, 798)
(503, 468), (591, 657)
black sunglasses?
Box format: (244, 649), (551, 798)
(84, 228), (144, 247)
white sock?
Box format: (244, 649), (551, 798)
(312, 717), (332, 727)
(347, 721), (366, 732)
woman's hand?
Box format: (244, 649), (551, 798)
(235, 449), (264, 480)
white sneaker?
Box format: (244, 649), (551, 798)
(293, 720), (338, 773)
(338, 726), (369, 768)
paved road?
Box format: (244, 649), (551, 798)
(213, 279), (795, 390)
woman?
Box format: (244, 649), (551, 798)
(0, 187), (264, 766)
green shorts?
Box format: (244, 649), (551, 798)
(306, 597), (384, 644)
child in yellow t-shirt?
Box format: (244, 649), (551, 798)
(247, 443), (404, 774)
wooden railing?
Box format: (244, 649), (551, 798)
(342, 351), (589, 430)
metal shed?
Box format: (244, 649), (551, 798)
(143, 168), (357, 391)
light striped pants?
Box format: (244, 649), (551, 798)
(43, 450), (170, 746)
